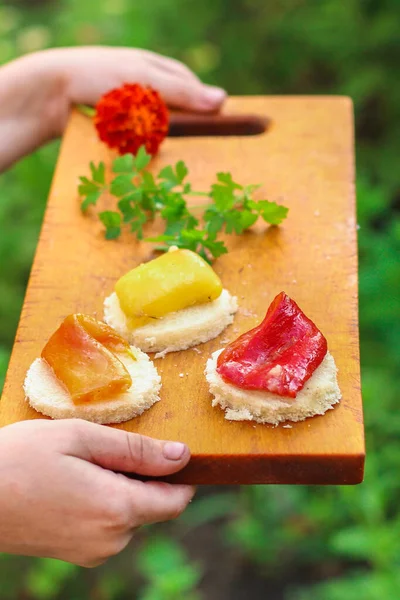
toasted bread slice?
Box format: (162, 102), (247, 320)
(104, 289), (238, 355)
(205, 349), (341, 425)
(24, 347), (161, 424)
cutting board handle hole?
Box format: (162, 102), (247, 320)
(168, 113), (269, 137)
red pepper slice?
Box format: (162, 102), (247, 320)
(216, 292), (327, 398)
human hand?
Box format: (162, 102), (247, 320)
(0, 419), (194, 567)
(0, 46), (226, 170)
(51, 46), (227, 121)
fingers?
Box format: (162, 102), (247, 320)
(127, 481), (196, 527)
(63, 46), (227, 113)
(122, 49), (227, 111)
(69, 420), (191, 477)
(144, 68), (226, 112)
(139, 49), (200, 82)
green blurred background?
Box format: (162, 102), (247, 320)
(0, 0), (399, 598)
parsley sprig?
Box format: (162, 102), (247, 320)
(78, 146), (288, 261)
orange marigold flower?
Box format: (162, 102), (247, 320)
(94, 83), (169, 156)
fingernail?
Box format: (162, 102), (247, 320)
(163, 441), (186, 461)
(202, 85), (227, 106)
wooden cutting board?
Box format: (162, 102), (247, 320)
(0, 97), (365, 485)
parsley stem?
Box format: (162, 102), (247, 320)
(78, 144), (289, 259)
(187, 191), (210, 197)
(76, 104), (96, 118)
(187, 203), (213, 210)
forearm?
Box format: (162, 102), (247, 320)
(0, 53), (67, 172)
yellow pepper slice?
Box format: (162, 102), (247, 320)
(115, 249), (223, 328)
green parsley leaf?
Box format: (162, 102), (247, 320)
(204, 209), (225, 236)
(210, 183), (236, 211)
(90, 161), (105, 185)
(130, 211), (148, 240)
(217, 172), (243, 190)
(99, 211), (121, 239)
(118, 195), (148, 238)
(142, 170), (156, 191)
(112, 154), (135, 174)
(243, 183), (261, 198)
(81, 190), (101, 212)
(176, 160), (188, 183)
(124, 189), (144, 204)
(78, 176), (99, 196)
(78, 152), (289, 258)
(240, 210), (259, 230)
(158, 165), (178, 191)
(256, 200), (289, 225)
(162, 220), (187, 237)
(180, 229), (228, 261)
(117, 198), (136, 223)
(224, 210), (258, 234)
(110, 174), (135, 197)
(141, 194), (157, 216)
(160, 194), (188, 224)
(201, 237), (228, 259)
(134, 145), (151, 171)
(148, 227), (227, 262)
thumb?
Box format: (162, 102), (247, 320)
(67, 420), (191, 477)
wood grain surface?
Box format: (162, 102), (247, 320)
(0, 97), (365, 484)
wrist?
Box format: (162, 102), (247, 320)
(18, 51), (69, 136)
(0, 51), (68, 170)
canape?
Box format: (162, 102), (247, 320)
(104, 247), (238, 355)
(24, 314), (161, 424)
(205, 292), (341, 425)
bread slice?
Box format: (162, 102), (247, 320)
(24, 347), (161, 424)
(104, 289), (238, 355)
(205, 349), (341, 425)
